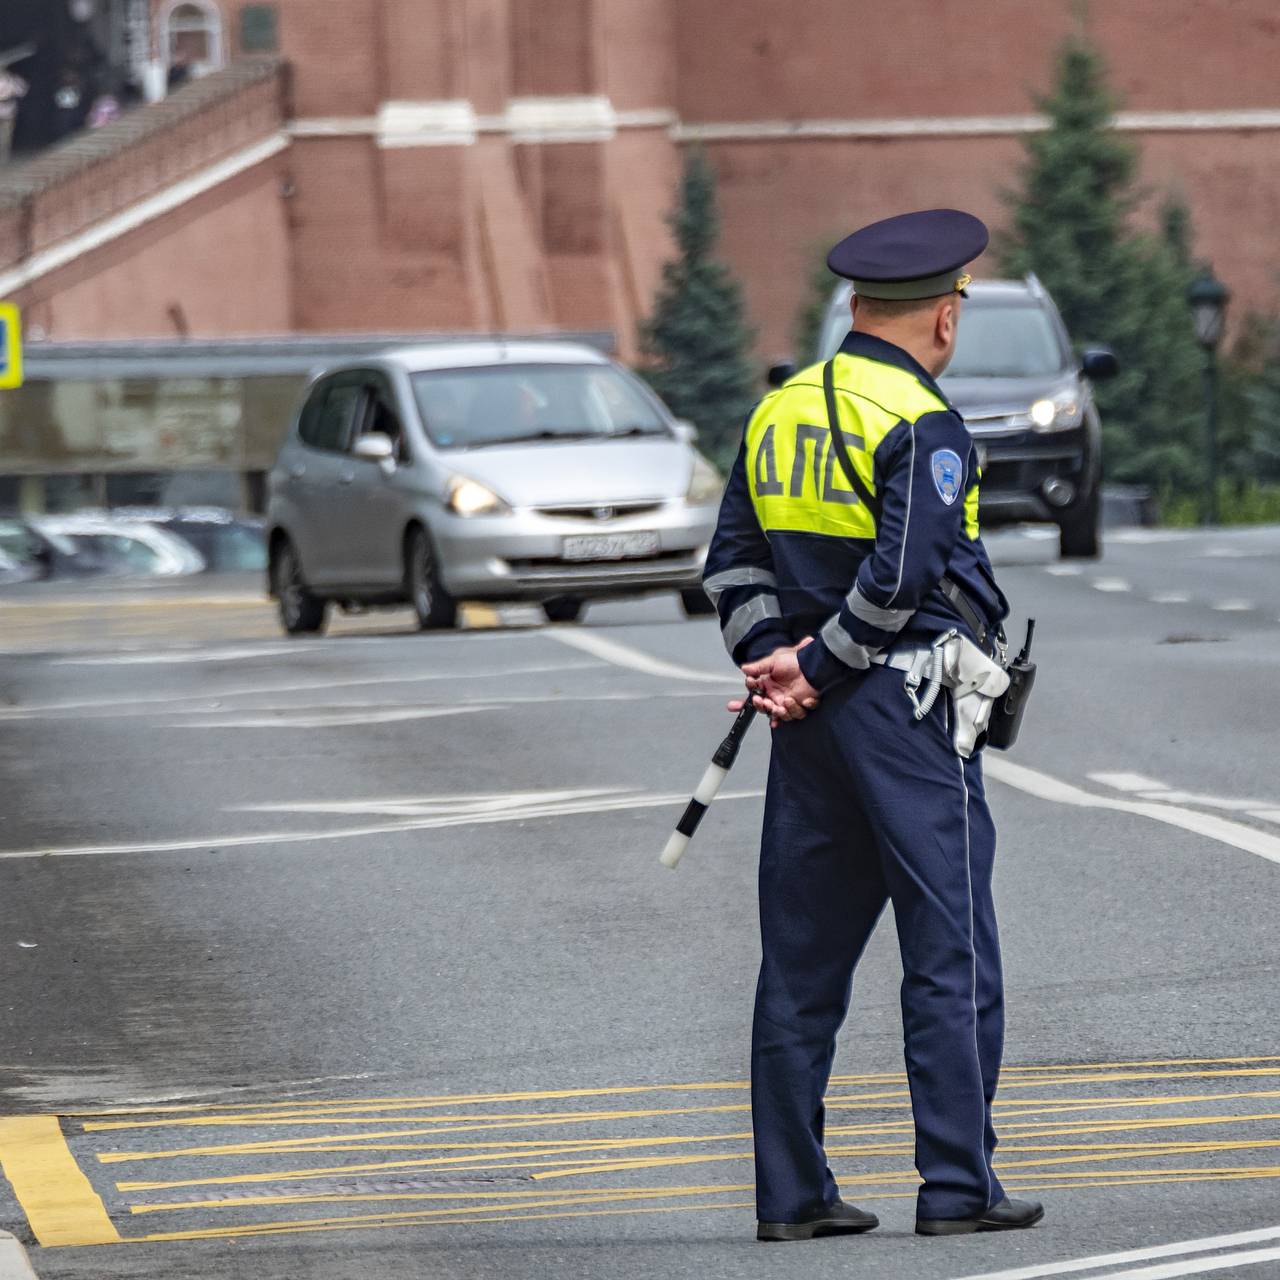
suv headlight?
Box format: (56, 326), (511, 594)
(447, 476), (511, 517)
(1028, 390), (1084, 432)
(686, 454), (724, 504)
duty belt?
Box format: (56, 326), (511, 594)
(939, 575), (997, 652)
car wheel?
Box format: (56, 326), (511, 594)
(542, 597), (586, 624)
(1058, 489), (1101, 559)
(274, 539), (328, 635)
(406, 526), (458, 630)
(680, 587), (718, 617)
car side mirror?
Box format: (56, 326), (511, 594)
(1081, 347), (1119, 381)
(767, 359), (797, 389)
(672, 420), (698, 444)
(353, 433), (396, 471)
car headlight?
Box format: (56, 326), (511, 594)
(1028, 391), (1083, 432)
(447, 476), (510, 517)
(686, 455), (724, 504)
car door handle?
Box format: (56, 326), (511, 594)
(288, 464), (306, 479)
(338, 472), (355, 485)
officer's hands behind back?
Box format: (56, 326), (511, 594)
(728, 639), (821, 728)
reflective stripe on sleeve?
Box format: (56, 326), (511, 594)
(723, 594), (783, 652)
(820, 614), (876, 670)
(703, 567), (778, 605)
(845, 583), (910, 631)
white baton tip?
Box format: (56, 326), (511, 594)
(659, 831), (690, 869)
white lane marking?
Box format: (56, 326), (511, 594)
(1092, 577), (1131, 592)
(0, 659), (597, 720)
(175, 706), (498, 729)
(1044, 565), (1084, 576)
(0, 1232), (38, 1280)
(557, 633), (1280, 868)
(547, 629), (732, 685)
(0, 789), (766, 861)
(986, 757), (1280, 866)
(238, 788), (622, 817)
(954, 1223), (1280, 1280)
(1212, 599), (1254, 612)
(1103, 1244), (1280, 1280)
(1107, 529), (1191, 544)
(51, 645), (319, 666)
(1150, 592), (1191, 604)
(1088, 772), (1170, 793)
(1089, 773), (1280, 814)
(1200, 546), (1248, 558)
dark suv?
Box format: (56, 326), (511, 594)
(815, 275), (1117, 558)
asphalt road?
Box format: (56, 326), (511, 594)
(1, 524), (1279, 1280)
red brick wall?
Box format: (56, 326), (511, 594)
(20, 160), (292, 339)
(7, 0), (1279, 364)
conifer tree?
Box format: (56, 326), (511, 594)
(641, 149), (758, 470)
(999, 36), (1205, 496)
(792, 237), (843, 366)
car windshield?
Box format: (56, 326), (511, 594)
(945, 304), (1069, 379)
(410, 363), (668, 449)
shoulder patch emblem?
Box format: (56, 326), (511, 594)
(931, 448), (963, 506)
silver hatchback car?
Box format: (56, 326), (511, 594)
(266, 341), (724, 633)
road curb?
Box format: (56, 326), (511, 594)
(0, 1234), (38, 1280)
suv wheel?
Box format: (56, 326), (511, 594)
(1058, 490), (1101, 559)
(680, 587), (718, 617)
(542, 597), (585, 624)
(406, 526), (458, 630)
(274, 539), (328, 635)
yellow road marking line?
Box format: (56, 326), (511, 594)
(80, 1069), (1280, 1134)
(92, 1089), (1280, 1165)
(125, 1144), (1280, 1217)
(119, 1164), (1280, 1244)
(114, 1111), (1280, 1193)
(462, 604), (502, 629)
(0, 1116), (121, 1246)
(133, 1196), (764, 1243)
(70, 1056), (1280, 1118)
(130, 1182), (756, 1216)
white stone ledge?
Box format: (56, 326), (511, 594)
(286, 103), (1280, 149)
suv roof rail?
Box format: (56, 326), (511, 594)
(1024, 272), (1047, 300)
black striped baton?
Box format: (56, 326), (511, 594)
(659, 700), (758, 869)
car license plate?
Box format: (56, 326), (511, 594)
(562, 532), (660, 561)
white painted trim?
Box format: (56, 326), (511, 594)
(677, 107), (1280, 143)
(503, 95), (618, 143)
(378, 99), (477, 148)
(288, 116), (378, 138)
(286, 103), (1280, 148)
(0, 132), (289, 296)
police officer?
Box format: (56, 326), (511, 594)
(703, 209), (1043, 1242)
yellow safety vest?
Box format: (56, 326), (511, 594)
(744, 353), (981, 542)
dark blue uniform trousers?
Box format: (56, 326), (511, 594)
(751, 664), (1005, 1223)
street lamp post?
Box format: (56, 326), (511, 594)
(1186, 267), (1231, 526)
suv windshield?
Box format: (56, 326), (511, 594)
(946, 304), (1069, 379)
(410, 363), (667, 449)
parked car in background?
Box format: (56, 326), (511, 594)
(0, 548), (37, 586)
(266, 341), (722, 634)
(111, 508), (267, 573)
(0, 519), (109, 579)
(810, 275), (1117, 558)
(30, 517), (206, 577)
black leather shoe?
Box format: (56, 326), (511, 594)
(916, 1196), (1044, 1236)
(757, 1199), (879, 1242)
